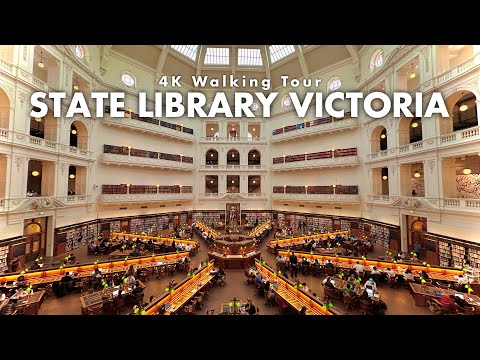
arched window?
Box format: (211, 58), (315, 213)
(121, 72), (136, 87)
(282, 95), (292, 108)
(75, 45), (84, 59)
(328, 77), (342, 91)
(370, 49), (384, 72)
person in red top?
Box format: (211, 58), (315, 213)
(439, 294), (456, 312)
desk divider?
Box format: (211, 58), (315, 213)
(255, 260), (335, 315)
(0, 252), (190, 283)
(277, 250), (463, 276)
(269, 230), (349, 246)
(249, 221), (271, 237)
(144, 260), (215, 315)
(112, 232), (197, 246)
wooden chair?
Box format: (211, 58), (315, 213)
(387, 276), (398, 289)
(325, 267), (336, 276)
(84, 303), (103, 315)
(359, 299), (375, 315)
(343, 293), (358, 310)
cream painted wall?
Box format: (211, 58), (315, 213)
(1, 44), (480, 253)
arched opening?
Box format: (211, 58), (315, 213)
(70, 120), (88, 149)
(407, 216), (427, 260)
(398, 117), (423, 145)
(33, 46), (60, 89)
(0, 86), (10, 130)
(396, 57), (420, 92)
(248, 176), (261, 194)
(248, 150), (260, 165)
(206, 123), (219, 138)
(227, 175), (239, 193)
(371, 126), (387, 153)
(30, 107), (57, 142)
(436, 45), (475, 75)
(227, 149), (240, 166)
(205, 175), (218, 193)
(23, 219), (46, 263)
(27, 160), (42, 196)
(68, 166), (76, 196)
(441, 90), (478, 135)
(206, 149), (218, 165)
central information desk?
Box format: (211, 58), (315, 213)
(0, 252), (190, 286)
(208, 251), (261, 269)
(255, 260), (340, 315)
(277, 251), (470, 284)
(267, 230), (349, 250)
(144, 260), (216, 315)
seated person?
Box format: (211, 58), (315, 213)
(254, 274), (263, 288)
(325, 260), (335, 270)
(299, 306), (307, 315)
(130, 247), (142, 257)
(353, 261), (365, 275)
(364, 278), (378, 293)
(450, 294), (473, 310)
(132, 281), (143, 294)
(13, 287), (29, 299)
(92, 268), (103, 278)
(125, 274), (136, 287)
(456, 274), (469, 288)
(385, 267), (396, 279)
(440, 294), (456, 311)
(323, 276), (335, 289)
(30, 260), (41, 271)
(301, 282), (311, 293)
(244, 298), (257, 315)
(420, 270), (429, 281)
(403, 269), (415, 282)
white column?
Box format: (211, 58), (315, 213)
(219, 174), (226, 194)
(388, 164), (399, 196)
(399, 214), (408, 252)
(45, 215), (55, 257)
(10, 156), (27, 198)
(399, 164), (411, 196)
(423, 159), (439, 198)
(476, 101), (480, 127)
(240, 175), (248, 194)
(440, 158), (457, 198)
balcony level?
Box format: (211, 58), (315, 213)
(272, 148), (358, 171)
(103, 106), (195, 143)
(271, 113), (357, 143)
(0, 195), (89, 212)
(271, 185), (360, 204)
(199, 136), (267, 144)
(101, 145), (194, 171)
(366, 195), (480, 214)
(367, 126), (480, 163)
(197, 193), (267, 200)
(199, 164), (266, 172)
(100, 184), (193, 205)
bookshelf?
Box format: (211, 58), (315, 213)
(370, 224), (390, 248)
(130, 218), (145, 234)
(277, 213), (285, 228)
(192, 212), (220, 226)
(244, 212), (271, 226)
(0, 245), (8, 274)
(340, 219), (350, 231)
(157, 215), (171, 230)
(110, 220), (121, 233)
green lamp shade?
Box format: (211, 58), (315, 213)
(328, 302), (333, 307)
(294, 285), (297, 289)
(104, 284), (108, 288)
(171, 289), (174, 293)
(165, 287), (169, 292)
(228, 302), (233, 307)
(236, 302), (241, 307)
(421, 279), (426, 283)
(299, 284), (303, 289)
(278, 271), (282, 275)
(203, 261), (207, 266)
(124, 257), (128, 260)
(187, 272), (191, 277)
(465, 284), (469, 289)
(134, 308), (139, 314)
(322, 305), (327, 310)
(39, 257), (43, 260)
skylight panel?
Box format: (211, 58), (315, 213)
(269, 45), (295, 63)
(171, 45), (198, 61)
(238, 48), (263, 66)
(204, 47), (230, 65)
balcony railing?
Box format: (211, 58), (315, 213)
(271, 114), (357, 143)
(0, 195), (89, 212)
(434, 53), (480, 87)
(272, 148), (358, 170)
(197, 193), (267, 199)
(442, 198), (480, 209)
(368, 125), (480, 162)
(271, 193), (361, 203)
(273, 185), (358, 195)
(100, 193), (194, 203)
(199, 164), (266, 171)
(200, 136), (267, 143)
(366, 195), (480, 212)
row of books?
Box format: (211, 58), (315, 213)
(104, 145), (193, 163)
(272, 112), (352, 136)
(272, 148), (358, 164)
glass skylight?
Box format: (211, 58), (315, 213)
(204, 47), (230, 65)
(269, 45), (295, 63)
(171, 45), (199, 61)
(238, 48), (263, 66)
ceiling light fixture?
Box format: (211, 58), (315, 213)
(409, 63), (416, 79)
(252, 154), (255, 158)
(211, 127), (214, 131)
(382, 175), (388, 180)
(210, 180), (214, 184)
(411, 122), (418, 128)
(232, 180), (234, 184)
(71, 129), (77, 135)
(380, 134), (386, 139)
(73, 76), (79, 91)
(459, 92), (468, 111)
(210, 153), (214, 157)
(232, 154), (235, 158)
(69, 174), (75, 179)
(38, 51), (44, 68)
(414, 170), (421, 178)
(463, 168), (472, 175)
(252, 128), (256, 131)
(253, 180), (256, 184)
(32, 171), (39, 177)
(34, 117), (42, 122)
